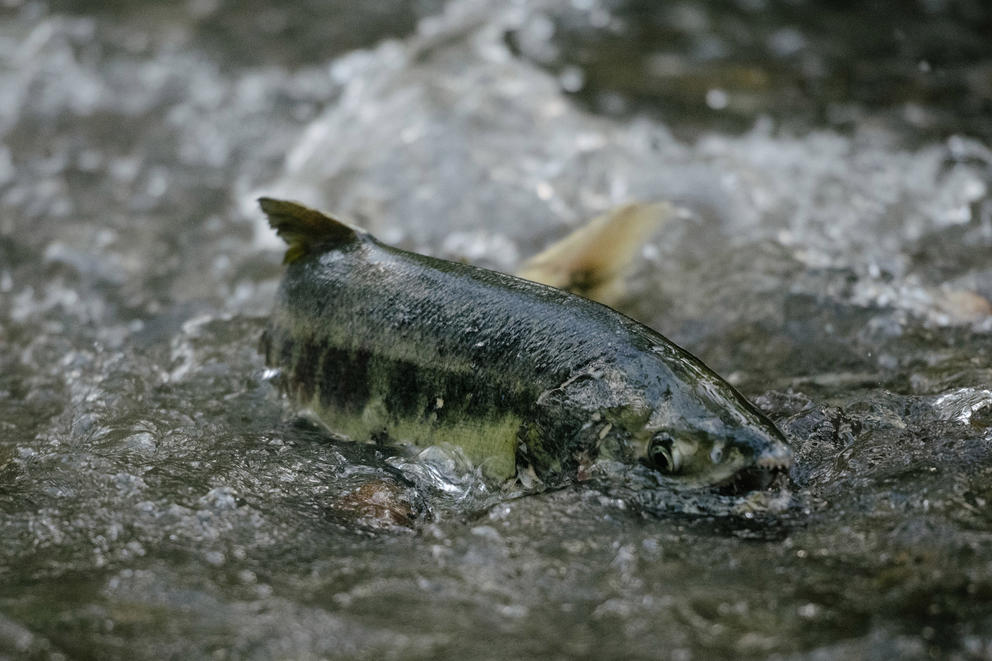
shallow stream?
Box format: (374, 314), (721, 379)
(2, 1), (991, 658)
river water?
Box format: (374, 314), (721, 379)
(2, 0), (991, 658)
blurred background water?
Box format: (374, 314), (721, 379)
(1, 0), (991, 658)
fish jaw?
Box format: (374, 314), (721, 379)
(713, 425), (793, 491)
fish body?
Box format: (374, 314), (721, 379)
(260, 198), (791, 488)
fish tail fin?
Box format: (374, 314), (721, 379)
(517, 202), (675, 305)
(258, 197), (362, 264)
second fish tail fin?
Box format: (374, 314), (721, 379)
(517, 202), (675, 305)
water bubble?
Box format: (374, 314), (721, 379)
(706, 88), (729, 110)
(558, 65), (585, 93)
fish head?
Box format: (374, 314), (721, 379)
(638, 415), (792, 490)
(628, 348), (793, 490)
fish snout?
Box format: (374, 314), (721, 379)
(731, 422), (793, 471)
(717, 430), (792, 494)
(754, 440), (792, 471)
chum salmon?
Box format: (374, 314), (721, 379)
(259, 198), (792, 489)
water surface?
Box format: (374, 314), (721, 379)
(2, 0), (991, 658)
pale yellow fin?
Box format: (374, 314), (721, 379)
(516, 202), (674, 305)
(259, 197), (362, 264)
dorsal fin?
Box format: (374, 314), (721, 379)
(258, 197), (362, 264)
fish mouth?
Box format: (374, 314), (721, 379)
(712, 433), (793, 494)
(717, 466), (778, 494)
(755, 443), (793, 471)
(716, 458), (791, 495)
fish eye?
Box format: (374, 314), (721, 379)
(648, 434), (681, 474)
